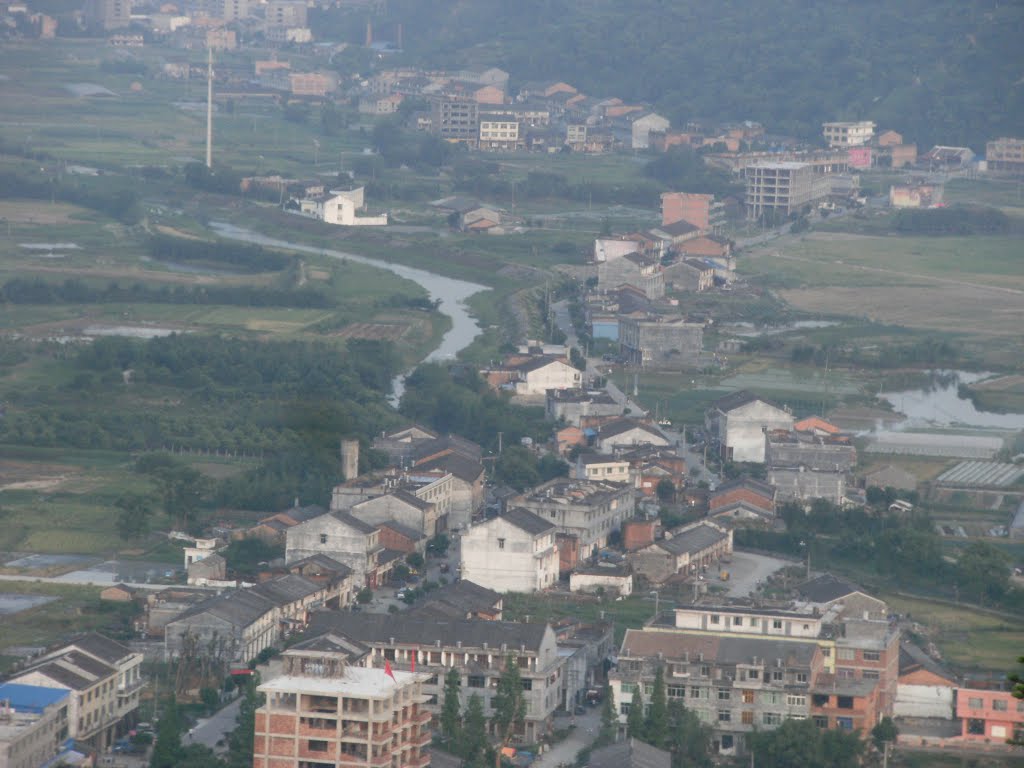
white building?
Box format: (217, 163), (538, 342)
(594, 419), (670, 454)
(631, 113), (670, 150)
(299, 187), (387, 227)
(573, 454), (630, 484)
(460, 508), (559, 593)
(285, 511), (383, 587)
(706, 390), (793, 463)
(569, 563), (633, 596)
(513, 357), (582, 396)
(822, 121), (875, 148)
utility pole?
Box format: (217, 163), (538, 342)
(882, 741), (891, 768)
(205, 46), (214, 169)
(497, 432), (503, 456)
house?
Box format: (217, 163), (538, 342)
(631, 113), (670, 150)
(99, 583), (138, 602)
(622, 519), (657, 551)
(647, 219), (702, 247)
(514, 479), (635, 559)
(304, 611), (566, 742)
(569, 562), (633, 597)
(619, 314), (704, 369)
(796, 574), (888, 619)
(546, 389), (625, 428)
(183, 537), (222, 569)
(350, 489), (442, 538)
(764, 429), (856, 503)
(921, 146), (975, 169)
(767, 467), (846, 504)
(587, 738), (670, 768)
(628, 521), (732, 584)
(986, 136), (1024, 176)
(594, 418), (669, 454)
(143, 587), (210, 638)
(822, 121), (875, 148)
(359, 92), (404, 115)
(573, 453), (631, 484)
(330, 469), (455, 530)
(284, 554), (357, 605)
(596, 252), (665, 300)
(376, 519), (426, 555)
(708, 478), (777, 520)
(894, 644), (956, 719)
(289, 71), (339, 97)
(554, 425), (588, 455)
(663, 257), (715, 292)
(372, 424), (439, 465)
(411, 580), (503, 621)
(285, 510), (384, 587)
(299, 188), (387, 227)
(187, 552), (227, 585)
(0, 683), (70, 768)
(660, 192), (725, 233)
(706, 391), (794, 463)
(889, 182), (943, 209)
(507, 356), (581, 396)
(957, 686), (1024, 742)
(459, 508), (559, 593)
(888, 143), (918, 169)
(461, 206), (503, 232)
(254, 651), (429, 768)
(244, 504), (325, 546)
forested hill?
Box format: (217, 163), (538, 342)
(347, 0), (1022, 149)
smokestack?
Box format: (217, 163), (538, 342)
(205, 46), (213, 169)
(340, 438), (360, 481)
(365, 19), (372, 47)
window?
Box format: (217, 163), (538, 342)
(795, 673), (808, 684)
(968, 697), (984, 709)
(821, 648), (831, 658)
(717, 689), (731, 701)
(497, 538), (505, 550)
(621, 683), (637, 694)
(521, 679), (532, 691)
(701, 665), (710, 678)
(863, 651), (880, 662)
(467, 676), (485, 689)
(772, 670), (783, 682)
(862, 670), (879, 679)
(308, 740), (329, 752)
(763, 712), (782, 726)
(748, 669), (759, 680)
(643, 684), (653, 695)
(837, 668), (855, 679)
(720, 735), (734, 750)
(320, 533), (328, 544)
(836, 717), (854, 731)
(993, 700), (1008, 712)
(812, 716), (828, 729)
(750, 618), (759, 628)
(742, 711), (754, 725)
(837, 648), (855, 661)
(742, 690), (755, 704)
(786, 694), (806, 707)
(763, 692), (782, 705)
(710, 615), (720, 624)
(690, 687), (703, 699)
(733, 617), (743, 626)
(837, 696), (854, 710)
(967, 719), (985, 736)
(772, 620), (783, 630)
(620, 703), (631, 715)
(718, 710), (731, 723)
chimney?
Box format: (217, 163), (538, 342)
(341, 438), (359, 481)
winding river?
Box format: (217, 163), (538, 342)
(209, 222), (490, 404)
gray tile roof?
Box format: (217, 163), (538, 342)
(170, 588), (276, 628)
(415, 452), (485, 483)
(377, 519), (426, 541)
(412, 580), (501, 620)
(328, 510), (378, 534)
(588, 739), (670, 768)
(65, 633), (133, 665)
(306, 611), (549, 652)
(248, 574), (321, 606)
(656, 523), (727, 556)
(620, 628), (819, 668)
(503, 507), (557, 536)
(797, 574), (867, 605)
(287, 554), (353, 579)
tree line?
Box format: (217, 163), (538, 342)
(147, 234), (294, 273)
(0, 168), (140, 223)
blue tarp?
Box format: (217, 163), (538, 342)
(0, 682), (69, 714)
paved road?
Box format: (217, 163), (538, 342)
(724, 551), (794, 598)
(190, 696), (242, 752)
(534, 707), (602, 768)
(0, 572), (212, 591)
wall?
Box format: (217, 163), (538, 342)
(720, 401), (793, 463)
(569, 572), (633, 596)
(460, 518), (558, 593)
(894, 682), (954, 719)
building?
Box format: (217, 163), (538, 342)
(889, 143), (918, 169)
(631, 113), (670, 150)
(430, 97), (479, 145)
(460, 508), (559, 593)
(56, 633), (144, 728)
(588, 738), (670, 768)
(285, 511), (384, 587)
(660, 192), (725, 233)
(764, 429), (856, 504)
(767, 467), (846, 504)
(894, 645), (956, 719)
(0, 683), (69, 768)
(265, 0), (305, 26)
(330, 469), (454, 532)
(359, 93), (405, 115)
(628, 521), (732, 584)
(744, 162), (832, 220)
(706, 391), (794, 464)
(889, 183), (943, 208)
(663, 258), (715, 292)
(956, 687), (1024, 742)
(986, 137), (1024, 176)
(619, 315), (703, 369)
(304, 612), (566, 742)
(289, 72), (338, 97)
(569, 563), (633, 597)
(509, 357), (582, 396)
(573, 454), (631, 484)
(299, 188), (387, 227)
(84, 0), (130, 29)
(862, 465), (918, 492)
(546, 389), (625, 428)
(350, 490), (442, 538)
(597, 253), (665, 299)
(412, 452), (485, 530)
(514, 478), (635, 559)
(478, 120), (521, 151)
(254, 646), (430, 768)
(822, 121), (875, 148)
(708, 478), (776, 521)
(376, 520), (426, 555)
(187, 552), (226, 585)
(411, 580), (503, 621)
(594, 419), (670, 454)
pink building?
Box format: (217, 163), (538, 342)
(848, 146), (873, 169)
(957, 688), (1024, 743)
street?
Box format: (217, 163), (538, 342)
(534, 706), (602, 768)
(190, 695), (242, 752)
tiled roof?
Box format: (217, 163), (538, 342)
(655, 523), (727, 556)
(502, 507), (557, 536)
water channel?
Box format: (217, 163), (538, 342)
(880, 370), (1024, 430)
(209, 222), (490, 404)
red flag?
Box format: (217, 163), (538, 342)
(384, 660), (396, 683)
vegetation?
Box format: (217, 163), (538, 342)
(892, 205), (1011, 236)
(746, 718), (863, 768)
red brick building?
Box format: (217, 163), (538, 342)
(957, 687), (1024, 743)
(622, 519), (657, 552)
(708, 478), (776, 520)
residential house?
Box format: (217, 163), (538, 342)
(572, 454), (631, 485)
(646, 220), (702, 248)
(706, 391), (794, 463)
(888, 143), (918, 169)
(619, 314), (704, 369)
(796, 575), (888, 620)
(289, 71), (338, 97)
(254, 648), (429, 768)
(767, 467), (846, 505)
(546, 389), (625, 428)
(554, 425), (588, 456)
(986, 137), (1024, 176)
(376, 519), (426, 556)
(330, 469), (455, 531)
(143, 587), (210, 638)
(350, 490), (442, 538)
(569, 563), (633, 597)
(299, 188), (387, 227)
(663, 257), (715, 292)
(372, 424), (439, 466)
(765, 428), (857, 504)
(628, 521), (732, 584)
(284, 554), (357, 606)
(894, 644), (956, 719)
(889, 182), (943, 208)
(588, 739), (669, 768)
(430, 97), (479, 145)
(957, 686), (1024, 742)
(921, 146), (975, 169)
(876, 130), (903, 147)
(631, 113), (670, 150)
(304, 611), (566, 741)
(0, 683), (70, 768)
(459, 508), (559, 593)
(359, 92), (404, 115)
(660, 192), (725, 233)
(708, 478), (777, 521)
(411, 580), (503, 621)
(502, 356), (582, 397)
(597, 253), (665, 300)
(99, 584), (138, 603)
(622, 519), (658, 551)
(244, 504), (326, 546)
(187, 552), (226, 585)
(593, 418), (670, 454)
(285, 511), (384, 587)
(514, 478), (635, 559)
(822, 121), (875, 148)
(478, 119), (521, 151)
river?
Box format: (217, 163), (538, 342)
(880, 370), (1024, 430)
(209, 222), (490, 404)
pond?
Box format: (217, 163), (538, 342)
(880, 371), (1024, 430)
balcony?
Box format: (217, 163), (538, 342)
(117, 678), (146, 698)
(406, 753), (430, 768)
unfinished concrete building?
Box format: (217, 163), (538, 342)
(619, 315), (703, 369)
(744, 162), (832, 220)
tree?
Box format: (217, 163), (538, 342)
(150, 697), (183, 768)
(596, 683), (618, 747)
(871, 716), (898, 749)
(645, 667), (668, 748)
(491, 657), (526, 751)
(625, 684), (645, 740)
(155, 464), (208, 531)
(440, 668), (463, 748)
(462, 693), (488, 768)
(356, 587), (373, 604)
(116, 493), (154, 541)
(956, 541), (1011, 603)
(747, 718), (863, 768)
(656, 479), (676, 504)
(666, 699), (711, 768)
(406, 551), (425, 570)
(494, 445), (540, 491)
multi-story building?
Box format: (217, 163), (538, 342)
(286, 511), (384, 587)
(219, 0), (247, 21)
(460, 508), (559, 593)
(628, 521), (733, 584)
(330, 469), (454, 531)
(956, 686), (1024, 743)
(572, 454), (631, 484)
(986, 137), (1024, 176)
(619, 314), (704, 369)
(478, 120), (521, 151)
(254, 640), (430, 768)
(546, 389), (625, 428)
(0, 683), (70, 768)
(430, 97), (479, 145)
(265, 0), (306, 27)
(289, 72), (339, 98)
(706, 391), (794, 463)
(660, 192), (726, 233)
(59, 633), (145, 726)
(304, 612), (566, 742)
(84, 0), (130, 29)
(744, 162), (832, 220)
(822, 121), (876, 148)
(596, 253), (665, 299)
(514, 478), (635, 559)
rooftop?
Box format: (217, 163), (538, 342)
(517, 478), (630, 505)
(797, 574), (870, 605)
(259, 666), (422, 698)
(0, 682), (69, 713)
(620, 628), (819, 668)
(501, 507), (557, 536)
(655, 522), (727, 556)
(588, 738), (671, 768)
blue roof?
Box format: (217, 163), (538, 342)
(0, 682), (69, 713)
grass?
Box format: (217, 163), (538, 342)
(878, 591), (1024, 674)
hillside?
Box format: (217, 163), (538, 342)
(322, 0), (1023, 149)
